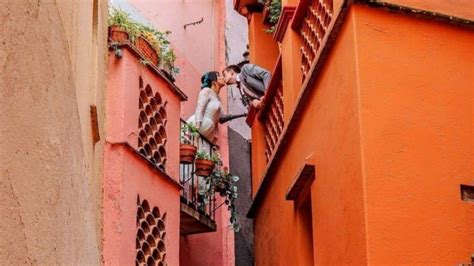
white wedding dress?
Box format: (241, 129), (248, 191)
(186, 87), (223, 141)
(186, 87), (223, 198)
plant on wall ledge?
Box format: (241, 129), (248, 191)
(108, 8), (179, 75)
(108, 8), (141, 42)
(258, 0), (282, 33)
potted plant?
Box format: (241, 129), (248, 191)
(108, 8), (140, 42)
(194, 150), (220, 177)
(180, 123), (199, 164)
(137, 26), (161, 65)
(108, 9), (179, 70)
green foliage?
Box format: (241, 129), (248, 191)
(108, 8), (178, 70)
(108, 7), (141, 41)
(180, 123), (199, 144)
(209, 153), (221, 164)
(195, 150), (221, 164)
(267, 0), (282, 25)
(195, 150), (210, 160)
(205, 170), (241, 232)
(259, 0), (282, 33)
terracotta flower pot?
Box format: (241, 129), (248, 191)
(136, 37), (159, 66)
(180, 144), (197, 164)
(194, 159), (215, 177)
(108, 25), (129, 42)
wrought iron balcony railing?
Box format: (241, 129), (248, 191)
(179, 120), (217, 235)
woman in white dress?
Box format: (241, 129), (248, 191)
(186, 71), (226, 142)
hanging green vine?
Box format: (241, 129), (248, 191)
(259, 0), (282, 33)
(204, 168), (241, 232)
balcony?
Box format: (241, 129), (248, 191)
(246, 55), (284, 164)
(292, 0), (344, 83)
(260, 74), (284, 162)
(179, 120), (218, 235)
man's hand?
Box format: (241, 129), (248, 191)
(252, 99), (262, 109)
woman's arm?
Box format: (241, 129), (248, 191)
(194, 88), (211, 128)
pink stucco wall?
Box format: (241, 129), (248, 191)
(103, 143), (181, 265)
(125, 1), (235, 265)
(128, 0), (226, 119)
(106, 48), (182, 177)
(103, 47), (184, 265)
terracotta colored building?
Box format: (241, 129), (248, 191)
(234, 0), (474, 265)
(1, 1), (108, 264)
(2, 0), (247, 265)
(104, 1), (240, 265)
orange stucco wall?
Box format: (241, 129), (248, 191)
(354, 5), (474, 263)
(103, 48), (182, 265)
(248, 12), (280, 71)
(380, 0), (474, 21)
(247, 11), (284, 196)
(252, 9), (368, 264)
(248, 3), (474, 265)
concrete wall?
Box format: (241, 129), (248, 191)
(0, 0), (107, 264)
(228, 128), (254, 266)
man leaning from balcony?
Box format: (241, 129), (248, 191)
(223, 63), (271, 109)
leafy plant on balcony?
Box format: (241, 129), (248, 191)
(180, 123), (199, 164)
(180, 123), (199, 144)
(258, 0), (282, 33)
(205, 168), (241, 231)
(195, 149), (221, 177)
(195, 150), (222, 164)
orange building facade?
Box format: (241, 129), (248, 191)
(236, 0), (474, 264)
